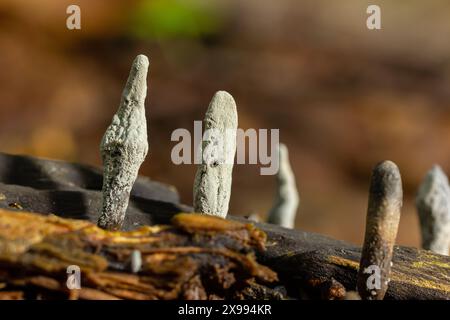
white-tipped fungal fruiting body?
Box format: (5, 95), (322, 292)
(416, 165), (450, 255)
(130, 250), (142, 273)
(193, 91), (238, 218)
(97, 54), (149, 231)
(267, 143), (299, 229)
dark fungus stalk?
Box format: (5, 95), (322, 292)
(357, 160), (402, 300)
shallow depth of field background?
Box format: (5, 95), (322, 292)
(1, 0), (450, 247)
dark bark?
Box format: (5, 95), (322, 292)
(252, 221), (450, 300)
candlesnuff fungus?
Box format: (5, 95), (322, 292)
(416, 165), (450, 255)
(357, 160), (402, 300)
(130, 249), (142, 273)
(97, 54), (149, 231)
(267, 143), (299, 229)
(193, 91), (238, 218)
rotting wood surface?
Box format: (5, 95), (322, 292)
(0, 209), (448, 300)
(0, 210), (280, 300)
(254, 221), (450, 300)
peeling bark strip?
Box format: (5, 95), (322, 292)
(267, 143), (299, 229)
(416, 165), (450, 255)
(193, 91), (238, 218)
(0, 210), (279, 300)
(98, 55), (149, 231)
(357, 160), (402, 300)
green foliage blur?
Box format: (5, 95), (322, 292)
(129, 0), (222, 39)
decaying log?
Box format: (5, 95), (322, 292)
(0, 210), (281, 300)
(255, 222), (450, 300)
(0, 152), (449, 300)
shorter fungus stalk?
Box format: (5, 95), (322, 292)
(416, 165), (450, 255)
(267, 143), (299, 229)
(130, 250), (142, 273)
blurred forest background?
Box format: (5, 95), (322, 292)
(1, 0), (450, 247)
